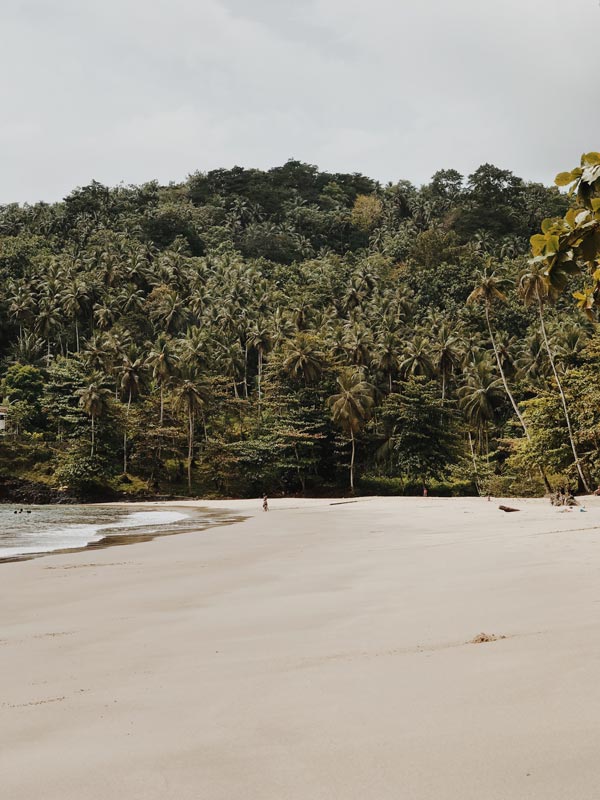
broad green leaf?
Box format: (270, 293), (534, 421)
(530, 234), (546, 255)
(555, 171), (575, 187)
(583, 152), (600, 166)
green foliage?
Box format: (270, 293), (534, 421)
(54, 452), (114, 494)
(378, 379), (460, 483)
(359, 474), (476, 496)
(531, 151), (600, 310)
(0, 156), (596, 498)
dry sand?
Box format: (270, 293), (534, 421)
(3, 495), (600, 799)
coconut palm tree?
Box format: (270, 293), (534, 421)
(373, 330), (401, 393)
(147, 334), (179, 425)
(519, 264), (590, 492)
(458, 357), (505, 455)
(282, 335), (326, 386)
(250, 322), (273, 412)
(327, 370), (374, 492)
(467, 270), (530, 437)
(76, 376), (112, 457)
(432, 323), (463, 402)
(399, 335), (434, 378)
(120, 351), (146, 474)
(458, 356), (505, 489)
(61, 276), (89, 353)
(173, 374), (210, 492)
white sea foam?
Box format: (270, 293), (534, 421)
(0, 509), (190, 558)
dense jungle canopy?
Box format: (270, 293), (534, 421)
(1, 155), (600, 498)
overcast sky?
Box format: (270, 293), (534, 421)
(1, 0), (599, 204)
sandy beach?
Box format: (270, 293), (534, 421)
(3, 495), (600, 799)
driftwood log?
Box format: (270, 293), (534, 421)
(498, 505), (520, 513)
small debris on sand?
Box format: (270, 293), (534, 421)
(469, 632), (507, 644)
(499, 505), (520, 513)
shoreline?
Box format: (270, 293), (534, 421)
(4, 496), (600, 799)
(0, 503), (246, 564)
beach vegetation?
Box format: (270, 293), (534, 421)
(0, 154), (598, 498)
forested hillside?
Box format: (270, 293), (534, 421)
(1, 157), (599, 498)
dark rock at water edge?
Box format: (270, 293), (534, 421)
(0, 477), (78, 505)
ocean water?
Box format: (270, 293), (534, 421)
(0, 504), (210, 560)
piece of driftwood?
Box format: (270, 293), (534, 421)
(498, 505), (520, 513)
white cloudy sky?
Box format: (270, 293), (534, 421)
(1, 0), (599, 203)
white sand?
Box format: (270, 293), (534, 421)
(2, 495), (600, 799)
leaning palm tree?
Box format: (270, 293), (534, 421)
(467, 270), (530, 438)
(519, 264), (590, 492)
(327, 370), (374, 492)
(173, 373), (210, 493)
(76, 376), (112, 457)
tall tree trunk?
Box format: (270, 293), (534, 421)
(257, 350), (263, 414)
(485, 304), (529, 437)
(350, 430), (355, 493)
(468, 430), (481, 495)
(91, 414), (95, 458)
(159, 385), (164, 426)
(75, 318), (80, 354)
(124, 388), (132, 474)
(537, 292), (590, 493)
(187, 406), (194, 493)
(243, 342), (249, 399)
(485, 303), (552, 493)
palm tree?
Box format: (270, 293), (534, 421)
(147, 335), (179, 424)
(519, 264), (590, 492)
(399, 335), (434, 378)
(458, 357), (505, 489)
(8, 285), (35, 337)
(467, 270), (530, 437)
(35, 298), (62, 364)
(432, 323), (463, 402)
(250, 322), (273, 412)
(327, 370), (374, 492)
(173, 374), (210, 492)
(468, 268), (553, 491)
(120, 352), (146, 474)
(282, 335), (326, 386)
(514, 331), (551, 388)
(218, 340), (244, 398)
(62, 276), (89, 353)
(374, 331), (400, 393)
(76, 376), (112, 457)
(458, 357), (505, 455)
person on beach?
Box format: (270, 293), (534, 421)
(262, 495), (269, 512)
(423, 486), (428, 498)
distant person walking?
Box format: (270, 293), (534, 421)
(262, 494), (269, 512)
(422, 486), (428, 498)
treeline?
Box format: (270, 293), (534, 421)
(0, 159), (598, 498)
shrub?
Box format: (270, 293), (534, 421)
(359, 475), (477, 497)
(54, 453), (114, 495)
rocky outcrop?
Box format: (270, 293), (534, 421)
(0, 477), (78, 505)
